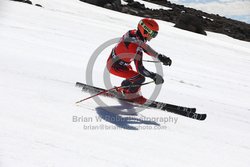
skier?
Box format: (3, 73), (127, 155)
(106, 18), (172, 104)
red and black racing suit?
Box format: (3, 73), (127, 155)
(107, 30), (159, 93)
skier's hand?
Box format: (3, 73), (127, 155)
(158, 54), (172, 66)
(153, 73), (164, 85)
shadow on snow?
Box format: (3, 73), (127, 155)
(95, 100), (160, 130)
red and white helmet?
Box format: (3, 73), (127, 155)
(138, 18), (159, 39)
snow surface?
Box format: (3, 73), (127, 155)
(1, 0), (250, 167)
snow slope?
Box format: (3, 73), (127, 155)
(1, 0), (250, 167)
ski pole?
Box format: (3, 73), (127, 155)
(143, 60), (161, 63)
(75, 81), (154, 104)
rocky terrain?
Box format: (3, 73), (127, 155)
(80, 0), (250, 42)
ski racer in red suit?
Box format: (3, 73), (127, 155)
(106, 18), (172, 103)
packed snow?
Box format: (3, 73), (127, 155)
(0, 0), (250, 167)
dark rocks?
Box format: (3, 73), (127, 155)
(145, 0), (250, 42)
(109, 0), (122, 11)
(79, 0), (106, 6)
(24, 0), (32, 5)
(11, 0), (32, 5)
(35, 4), (43, 8)
(78, 0), (249, 42)
(124, 0), (133, 3)
(127, 1), (145, 10)
(79, 0), (121, 11)
(10, 0), (44, 7)
(175, 12), (207, 35)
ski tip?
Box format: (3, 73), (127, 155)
(188, 112), (207, 121)
(75, 82), (83, 87)
(199, 114), (207, 121)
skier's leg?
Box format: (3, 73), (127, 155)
(107, 58), (145, 96)
(121, 72), (147, 104)
(122, 74), (145, 93)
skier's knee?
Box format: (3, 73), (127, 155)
(121, 79), (132, 87)
(135, 75), (145, 84)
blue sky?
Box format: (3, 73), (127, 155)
(170, 0), (250, 23)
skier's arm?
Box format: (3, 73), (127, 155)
(134, 50), (155, 78)
(134, 47), (164, 85)
(135, 41), (159, 58)
(134, 51), (164, 85)
(132, 41), (172, 66)
(134, 49), (155, 78)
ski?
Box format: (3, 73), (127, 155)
(76, 82), (196, 112)
(75, 82), (206, 121)
(145, 100), (206, 120)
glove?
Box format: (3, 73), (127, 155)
(153, 73), (164, 85)
(158, 54), (172, 66)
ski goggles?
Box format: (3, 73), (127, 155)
(139, 21), (158, 38)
